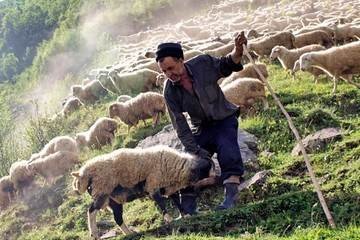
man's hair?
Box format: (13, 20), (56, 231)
(155, 42), (184, 62)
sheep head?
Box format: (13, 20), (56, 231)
(156, 73), (166, 87)
(71, 171), (90, 195)
(270, 46), (283, 61)
(25, 163), (38, 176)
(105, 119), (118, 133)
(75, 133), (87, 147)
(71, 85), (83, 98)
(299, 53), (313, 71)
(293, 60), (301, 72)
(108, 102), (123, 119)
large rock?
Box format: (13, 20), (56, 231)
(291, 128), (343, 156)
(136, 124), (259, 170)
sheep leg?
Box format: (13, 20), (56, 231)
(108, 198), (132, 235)
(261, 97), (269, 110)
(88, 194), (109, 239)
(152, 113), (160, 128)
(142, 120), (147, 126)
(151, 191), (172, 223)
(341, 75), (360, 88)
(332, 76), (338, 94)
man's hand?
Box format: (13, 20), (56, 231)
(196, 148), (211, 161)
(231, 31), (248, 64)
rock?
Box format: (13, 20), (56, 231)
(136, 124), (259, 172)
(291, 128), (343, 156)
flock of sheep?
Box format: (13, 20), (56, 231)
(1, 0), (360, 239)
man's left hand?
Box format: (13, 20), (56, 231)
(231, 31), (247, 63)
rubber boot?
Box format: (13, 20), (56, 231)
(216, 183), (239, 210)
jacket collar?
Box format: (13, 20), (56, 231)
(170, 62), (194, 86)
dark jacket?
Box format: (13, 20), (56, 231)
(163, 54), (243, 154)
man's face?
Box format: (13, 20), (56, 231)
(158, 57), (185, 82)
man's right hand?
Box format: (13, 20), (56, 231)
(195, 148), (211, 161)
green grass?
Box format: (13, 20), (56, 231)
(0, 36), (359, 240)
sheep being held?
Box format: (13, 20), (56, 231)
(71, 145), (211, 239)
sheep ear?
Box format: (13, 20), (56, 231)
(26, 164), (34, 172)
(71, 171), (80, 178)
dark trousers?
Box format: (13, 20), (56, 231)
(194, 113), (244, 182)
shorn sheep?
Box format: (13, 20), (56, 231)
(220, 63), (268, 86)
(247, 31), (295, 58)
(27, 151), (79, 186)
(270, 44), (326, 76)
(222, 77), (269, 113)
(0, 176), (15, 211)
(108, 92), (166, 131)
(293, 59), (326, 83)
(299, 41), (360, 93)
(71, 80), (108, 104)
(29, 136), (79, 162)
(75, 117), (118, 149)
(71, 145), (211, 239)
(293, 30), (333, 48)
(9, 160), (35, 197)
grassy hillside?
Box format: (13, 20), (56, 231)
(0, 62), (358, 239)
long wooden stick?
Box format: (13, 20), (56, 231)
(242, 45), (336, 228)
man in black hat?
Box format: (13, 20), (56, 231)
(156, 32), (247, 214)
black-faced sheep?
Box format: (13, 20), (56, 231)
(108, 92), (166, 131)
(75, 117), (118, 149)
(71, 145), (211, 239)
(299, 41), (360, 93)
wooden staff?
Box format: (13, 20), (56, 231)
(242, 44), (336, 228)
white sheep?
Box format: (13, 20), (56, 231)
(204, 42), (234, 57)
(222, 77), (269, 114)
(27, 151), (79, 186)
(0, 176), (15, 211)
(270, 44), (326, 76)
(294, 25), (335, 38)
(299, 41), (360, 93)
(71, 145), (211, 239)
(108, 92), (166, 131)
(75, 117), (118, 149)
(60, 97), (84, 117)
(29, 136), (79, 162)
(9, 160), (35, 197)
(71, 80), (108, 104)
(248, 31), (295, 58)
(294, 30), (333, 48)
(220, 63), (268, 86)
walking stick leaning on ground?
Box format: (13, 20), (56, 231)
(242, 44), (336, 228)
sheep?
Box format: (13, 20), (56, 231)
(71, 80), (108, 104)
(71, 145), (211, 239)
(246, 29), (264, 39)
(0, 176), (15, 211)
(204, 42), (234, 57)
(60, 97), (84, 117)
(155, 73), (166, 88)
(75, 117), (118, 149)
(299, 41), (360, 93)
(9, 160), (35, 197)
(334, 24), (360, 44)
(294, 30), (333, 48)
(247, 31), (295, 58)
(108, 92), (166, 131)
(110, 68), (160, 93)
(293, 59), (327, 83)
(221, 77), (269, 114)
(29, 136), (79, 162)
(220, 63), (268, 86)
(294, 25), (335, 38)
(269, 44), (326, 76)
(27, 151), (79, 186)
(97, 73), (119, 94)
(116, 95), (132, 103)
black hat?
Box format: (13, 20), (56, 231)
(155, 42), (184, 62)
